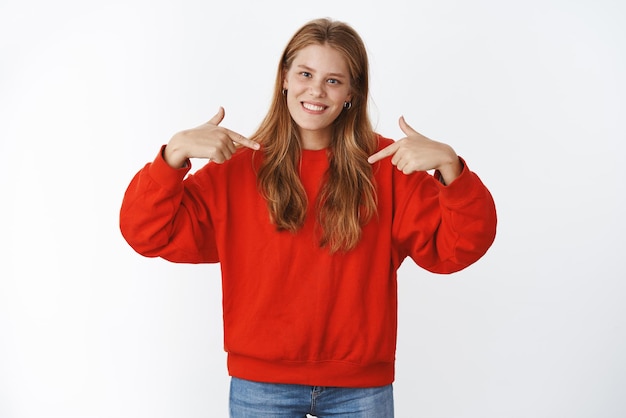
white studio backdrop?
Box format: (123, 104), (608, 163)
(1, 0), (625, 417)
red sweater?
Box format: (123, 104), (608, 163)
(120, 136), (497, 387)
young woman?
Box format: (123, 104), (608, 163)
(120, 18), (497, 417)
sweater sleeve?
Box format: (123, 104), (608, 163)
(119, 146), (220, 264)
(392, 158), (497, 274)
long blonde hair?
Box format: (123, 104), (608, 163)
(252, 18), (377, 253)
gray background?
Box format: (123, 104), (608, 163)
(1, 0), (624, 416)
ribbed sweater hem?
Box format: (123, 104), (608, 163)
(227, 353), (395, 388)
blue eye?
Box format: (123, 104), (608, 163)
(327, 79), (339, 85)
(300, 71), (312, 78)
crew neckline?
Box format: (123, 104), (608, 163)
(301, 148), (329, 161)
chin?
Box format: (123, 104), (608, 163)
(290, 115), (325, 131)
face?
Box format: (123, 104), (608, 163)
(283, 43), (352, 149)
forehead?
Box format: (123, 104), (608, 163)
(290, 44), (349, 75)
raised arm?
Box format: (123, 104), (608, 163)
(120, 107), (260, 263)
(370, 118), (497, 273)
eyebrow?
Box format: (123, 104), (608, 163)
(296, 64), (348, 79)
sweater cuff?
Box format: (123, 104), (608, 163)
(146, 145), (192, 189)
(434, 157), (480, 206)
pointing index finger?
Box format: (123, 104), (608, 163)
(368, 141), (399, 164)
(227, 129), (261, 150)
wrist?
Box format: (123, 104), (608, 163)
(164, 133), (189, 169)
(437, 150), (462, 185)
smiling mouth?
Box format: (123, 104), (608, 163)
(302, 102), (327, 112)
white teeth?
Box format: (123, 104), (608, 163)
(303, 103), (325, 111)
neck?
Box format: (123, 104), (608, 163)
(299, 128), (331, 150)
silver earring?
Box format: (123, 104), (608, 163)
(282, 88), (287, 96)
(343, 101), (352, 109)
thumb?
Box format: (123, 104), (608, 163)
(398, 115), (417, 137)
(207, 106), (226, 126)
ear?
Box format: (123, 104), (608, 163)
(282, 69), (289, 90)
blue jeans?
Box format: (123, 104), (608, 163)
(229, 377), (394, 417)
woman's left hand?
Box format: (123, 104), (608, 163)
(368, 116), (463, 185)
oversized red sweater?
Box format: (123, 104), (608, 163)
(120, 135), (497, 388)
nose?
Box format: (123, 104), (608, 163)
(309, 80), (326, 97)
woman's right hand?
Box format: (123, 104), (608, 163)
(163, 107), (260, 168)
